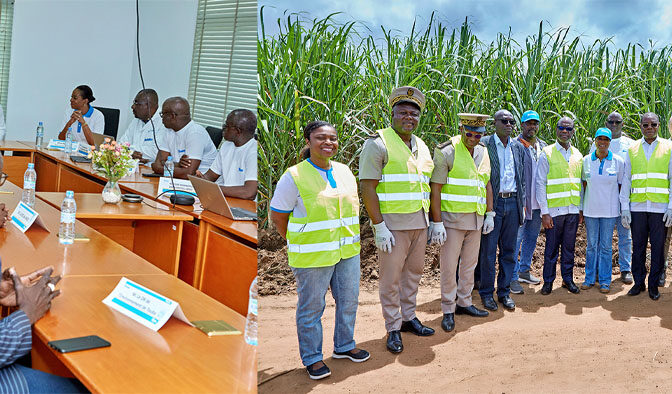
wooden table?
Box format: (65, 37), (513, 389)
(36, 192), (193, 275)
(0, 140), (35, 185)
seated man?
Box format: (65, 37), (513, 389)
(196, 109), (257, 200)
(151, 97), (217, 179)
(117, 89), (168, 164)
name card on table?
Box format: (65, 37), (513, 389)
(158, 177), (196, 197)
(10, 201), (49, 233)
(47, 139), (80, 152)
(102, 277), (193, 331)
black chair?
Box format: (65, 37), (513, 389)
(206, 126), (223, 148)
(95, 107), (120, 139)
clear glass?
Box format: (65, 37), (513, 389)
(102, 180), (122, 204)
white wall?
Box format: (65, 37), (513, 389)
(6, 0), (198, 141)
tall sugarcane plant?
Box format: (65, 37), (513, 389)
(258, 9), (672, 226)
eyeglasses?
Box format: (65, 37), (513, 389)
(0, 172), (7, 186)
(557, 126), (574, 131)
(465, 132), (482, 139)
(642, 122), (659, 128)
(160, 111), (188, 118)
(133, 100), (148, 106)
(498, 119), (516, 125)
(606, 120), (622, 125)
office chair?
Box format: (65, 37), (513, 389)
(206, 126), (223, 148)
(95, 107), (120, 139)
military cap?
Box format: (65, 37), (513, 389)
(458, 113), (489, 132)
(389, 86), (425, 111)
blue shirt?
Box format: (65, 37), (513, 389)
(494, 134), (516, 193)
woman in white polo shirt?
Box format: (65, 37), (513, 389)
(581, 127), (624, 293)
(269, 120), (369, 380)
(58, 85), (105, 146)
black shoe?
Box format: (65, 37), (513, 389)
(498, 295), (515, 311)
(481, 296), (498, 311)
(400, 317), (435, 336)
(455, 305), (489, 317)
(540, 282), (552, 295)
(659, 270), (667, 287)
(649, 287), (661, 301)
(386, 330), (403, 353)
(562, 280), (580, 294)
(306, 361), (331, 380)
(332, 348), (370, 363)
(620, 271), (634, 285)
(627, 283), (646, 296)
(441, 313), (455, 332)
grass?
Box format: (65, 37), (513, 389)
(257, 9), (672, 226)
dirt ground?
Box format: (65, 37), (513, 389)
(258, 223), (672, 392)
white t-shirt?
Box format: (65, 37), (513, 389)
(270, 160), (332, 218)
(117, 112), (168, 160)
(159, 120), (218, 173)
(62, 106), (105, 144)
(209, 139), (257, 186)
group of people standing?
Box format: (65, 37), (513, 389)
(269, 85), (672, 380)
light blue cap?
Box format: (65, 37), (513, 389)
(595, 127), (612, 140)
(521, 110), (540, 123)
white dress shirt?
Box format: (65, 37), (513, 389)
(619, 137), (672, 213)
(536, 142), (582, 217)
(581, 151), (624, 218)
(494, 134), (516, 193)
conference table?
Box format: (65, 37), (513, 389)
(0, 180), (257, 392)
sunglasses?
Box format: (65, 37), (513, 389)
(557, 126), (574, 131)
(465, 132), (482, 139)
(498, 119), (516, 125)
(642, 122), (659, 128)
(606, 120), (622, 125)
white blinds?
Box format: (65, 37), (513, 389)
(187, 0), (257, 130)
(0, 0), (13, 114)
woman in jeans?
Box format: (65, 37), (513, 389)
(580, 127), (624, 293)
(270, 121), (369, 380)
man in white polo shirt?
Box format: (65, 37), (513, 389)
(117, 89), (167, 164)
(196, 109), (257, 200)
(151, 97), (217, 179)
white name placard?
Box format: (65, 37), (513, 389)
(47, 139), (81, 153)
(102, 277), (193, 331)
(158, 177), (196, 197)
(10, 201), (49, 233)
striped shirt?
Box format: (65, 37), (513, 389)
(0, 310), (31, 392)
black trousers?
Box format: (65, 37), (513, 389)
(631, 211), (666, 289)
(542, 214), (579, 284)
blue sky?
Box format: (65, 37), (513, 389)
(259, 0), (672, 48)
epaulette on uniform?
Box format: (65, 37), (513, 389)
(436, 139), (453, 149)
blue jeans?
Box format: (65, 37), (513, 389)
(15, 364), (88, 393)
(291, 254), (360, 367)
(616, 217), (632, 272)
(513, 209), (542, 281)
(478, 196), (520, 298)
(584, 216), (618, 286)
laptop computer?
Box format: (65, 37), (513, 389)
(188, 175), (257, 221)
(92, 132), (114, 148)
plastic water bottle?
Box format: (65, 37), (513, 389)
(35, 122), (44, 147)
(59, 190), (76, 245)
(21, 163), (36, 207)
(164, 156), (174, 177)
(64, 127), (73, 154)
(244, 277), (258, 346)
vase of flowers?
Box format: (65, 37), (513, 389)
(89, 138), (135, 204)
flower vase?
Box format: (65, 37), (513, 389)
(102, 180), (122, 204)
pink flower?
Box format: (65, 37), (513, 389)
(115, 151), (120, 157)
(123, 142), (131, 147)
(104, 137), (111, 143)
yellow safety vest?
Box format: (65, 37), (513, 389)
(543, 144), (582, 208)
(286, 160), (360, 268)
(629, 138), (672, 203)
(440, 135), (491, 215)
(375, 127), (434, 214)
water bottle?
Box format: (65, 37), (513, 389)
(64, 127), (73, 154)
(21, 163), (37, 207)
(244, 277), (258, 346)
(164, 156), (174, 177)
(35, 121), (44, 147)
(59, 190), (76, 245)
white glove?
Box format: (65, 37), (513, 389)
(429, 221), (447, 246)
(621, 209), (631, 229)
(372, 221), (395, 254)
(664, 209), (672, 227)
(482, 211), (496, 234)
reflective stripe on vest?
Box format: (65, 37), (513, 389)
(440, 135), (491, 215)
(286, 160), (360, 268)
(629, 139), (672, 203)
(543, 144), (582, 208)
(375, 127), (434, 214)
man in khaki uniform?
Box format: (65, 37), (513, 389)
(360, 86), (435, 354)
(428, 113), (494, 332)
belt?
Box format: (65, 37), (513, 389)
(498, 192), (517, 198)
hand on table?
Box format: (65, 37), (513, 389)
(178, 155), (192, 168)
(0, 266), (54, 307)
(0, 203), (8, 227)
(131, 151), (143, 160)
(11, 266), (61, 324)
